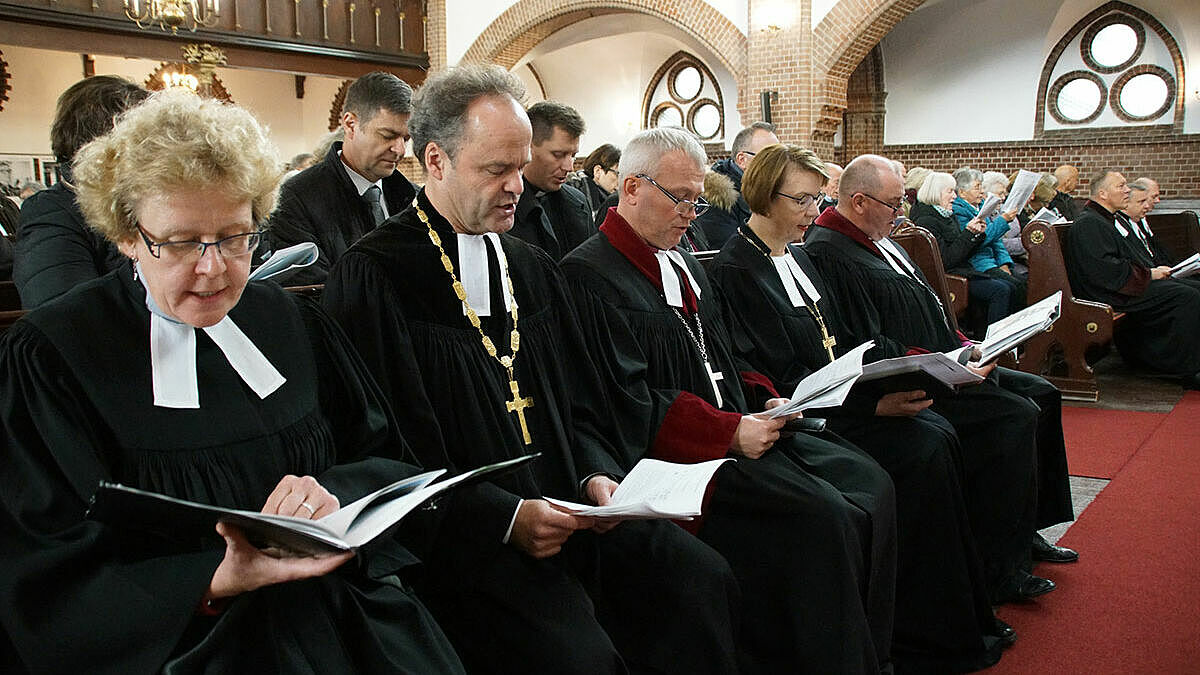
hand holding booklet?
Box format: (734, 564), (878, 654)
(1169, 253), (1200, 279)
(973, 291), (1062, 365)
(977, 193), (1003, 222)
(854, 351), (983, 399)
(1001, 169), (1040, 216)
(86, 454), (539, 556)
(761, 340), (876, 419)
(546, 458), (732, 520)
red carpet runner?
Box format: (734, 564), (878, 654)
(1060, 406), (1167, 479)
(991, 392), (1200, 673)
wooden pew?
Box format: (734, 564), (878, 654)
(1145, 210), (1200, 262)
(1017, 220), (1121, 401)
(283, 283), (325, 300)
(891, 225), (966, 334)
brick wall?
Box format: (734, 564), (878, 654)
(878, 127), (1200, 199)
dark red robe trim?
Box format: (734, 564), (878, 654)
(600, 208), (699, 314)
(739, 370), (780, 400)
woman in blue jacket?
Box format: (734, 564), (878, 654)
(952, 168), (1026, 316)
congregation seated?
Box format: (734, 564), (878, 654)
(951, 167), (1027, 314)
(1050, 164), (1083, 221)
(567, 142), (622, 221)
(1065, 170), (1200, 389)
(13, 75), (149, 309)
(0, 90), (465, 673)
(912, 171), (1011, 330)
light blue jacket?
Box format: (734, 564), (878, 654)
(952, 197), (1012, 272)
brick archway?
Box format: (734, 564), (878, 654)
(809, 0), (924, 154)
(460, 0), (747, 82)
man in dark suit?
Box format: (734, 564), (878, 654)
(1049, 164), (1081, 221)
(692, 122), (778, 248)
(268, 71), (417, 284)
(508, 102), (594, 261)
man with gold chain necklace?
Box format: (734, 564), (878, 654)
(323, 64), (739, 675)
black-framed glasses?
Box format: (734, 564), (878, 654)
(603, 166), (619, 175)
(635, 173), (710, 218)
(138, 226), (262, 263)
(859, 192), (904, 215)
(740, 151), (756, 157)
(775, 191), (820, 208)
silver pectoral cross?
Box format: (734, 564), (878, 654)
(705, 361), (724, 408)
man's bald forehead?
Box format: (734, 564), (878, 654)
(840, 155), (895, 197)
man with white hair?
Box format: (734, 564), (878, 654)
(805, 154), (1077, 605)
(561, 127), (899, 673)
(324, 64), (740, 674)
(1066, 170), (1200, 388)
(693, 121), (780, 247)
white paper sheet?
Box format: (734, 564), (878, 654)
(545, 458), (733, 520)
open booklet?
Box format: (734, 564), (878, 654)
(249, 242), (320, 282)
(1170, 252), (1200, 279)
(87, 454), (539, 556)
(978, 193), (1003, 222)
(1001, 169), (1040, 216)
(1030, 207), (1067, 224)
(974, 290), (1062, 365)
(545, 458), (732, 520)
(761, 341), (876, 419)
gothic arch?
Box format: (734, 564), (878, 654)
(460, 0), (747, 82)
(809, 0), (924, 148)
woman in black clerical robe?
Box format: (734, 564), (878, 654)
(0, 91), (463, 674)
(708, 144), (1007, 672)
(804, 183), (1075, 605)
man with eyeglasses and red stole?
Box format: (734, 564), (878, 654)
(804, 154), (1076, 609)
(561, 127), (899, 674)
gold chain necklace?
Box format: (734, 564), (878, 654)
(738, 227), (837, 363)
(414, 197), (534, 445)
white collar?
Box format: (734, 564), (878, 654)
(876, 238), (917, 277)
(139, 265), (286, 408)
(771, 249), (821, 307)
(339, 151), (389, 218)
(457, 232), (513, 317)
(1113, 218), (1129, 237)
(655, 249), (702, 308)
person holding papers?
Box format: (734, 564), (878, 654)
(1065, 170), (1200, 389)
(710, 144), (1011, 672)
(323, 65), (739, 675)
(805, 154), (1077, 607)
(562, 127), (899, 674)
(951, 168), (1026, 314)
(0, 91), (465, 673)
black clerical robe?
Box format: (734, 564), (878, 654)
(509, 178), (594, 261)
(562, 210), (898, 675)
(322, 190), (739, 675)
(1066, 201), (1200, 378)
(0, 268), (462, 674)
(709, 228), (1003, 671)
(806, 208), (1074, 599)
(1049, 191), (1081, 222)
(268, 141), (416, 284)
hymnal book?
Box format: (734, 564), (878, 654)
(763, 340), (875, 419)
(87, 454), (539, 556)
(853, 352), (984, 399)
(546, 458), (732, 520)
(975, 291), (1062, 365)
(1169, 253), (1200, 279)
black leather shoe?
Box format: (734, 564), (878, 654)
(992, 617), (1017, 647)
(1032, 534), (1079, 563)
(996, 572), (1056, 603)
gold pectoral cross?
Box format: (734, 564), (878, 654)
(821, 332), (837, 363)
(505, 375), (534, 445)
(811, 307), (837, 363)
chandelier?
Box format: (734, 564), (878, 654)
(124, 0), (220, 33)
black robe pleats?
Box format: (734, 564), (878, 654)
(322, 190), (739, 675)
(709, 230), (1003, 672)
(561, 216), (898, 675)
(0, 268), (463, 674)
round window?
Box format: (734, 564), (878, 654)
(1090, 23), (1138, 68)
(672, 66), (702, 102)
(1055, 77), (1104, 122)
(690, 102), (722, 140)
(1112, 67), (1174, 122)
(654, 104), (683, 128)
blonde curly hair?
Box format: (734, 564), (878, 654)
(73, 89), (283, 244)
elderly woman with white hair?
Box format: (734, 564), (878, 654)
(0, 90), (464, 673)
(951, 168), (1026, 316)
(911, 171), (1016, 328)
